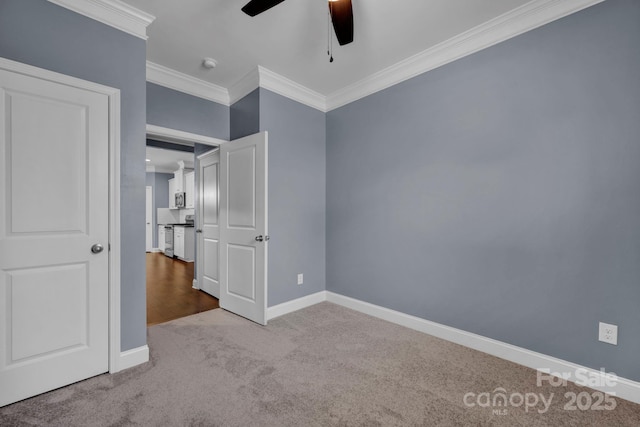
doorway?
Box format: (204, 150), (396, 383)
(145, 140), (218, 325)
(145, 125), (269, 326)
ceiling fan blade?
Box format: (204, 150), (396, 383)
(329, 0), (354, 46)
(241, 0), (286, 17)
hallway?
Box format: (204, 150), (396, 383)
(146, 252), (219, 326)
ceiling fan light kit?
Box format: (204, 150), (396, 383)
(327, 0), (353, 46)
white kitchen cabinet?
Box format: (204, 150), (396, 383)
(174, 226), (183, 258)
(158, 225), (165, 251)
(174, 226), (194, 262)
(169, 169), (194, 210)
(185, 171), (195, 209)
(168, 177), (177, 209)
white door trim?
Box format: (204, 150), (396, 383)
(0, 57), (123, 374)
(146, 124), (225, 147)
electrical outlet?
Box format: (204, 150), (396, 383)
(598, 322), (618, 345)
(297, 273), (303, 285)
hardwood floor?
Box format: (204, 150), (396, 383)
(146, 252), (219, 326)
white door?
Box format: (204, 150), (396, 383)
(0, 65), (110, 406)
(146, 186), (152, 252)
(197, 149), (220, 298)
(219, 132), (268, 325)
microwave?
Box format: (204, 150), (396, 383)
(175, 192), (186, 208)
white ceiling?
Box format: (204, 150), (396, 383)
(123, 0), (532, 96)
(146, 146), (194, 173)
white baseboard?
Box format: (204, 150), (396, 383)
(192, 279), (199, 289)
(325, 292), (640, 405)
(149, 248), (163, 253)
(266, 291), (328, 320)
(118, 345), (149, 371)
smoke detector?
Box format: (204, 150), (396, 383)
(202, 57), (217, 69)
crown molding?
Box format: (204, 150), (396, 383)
(229, 67), (327, 112)
(257, 67), (327, 112)
(47, 0), (155, 40)
(145, 0), (602, 112)
(146, 61), (230, 106)
(228, 68), (261, 105)
(326, 0), (605, 111)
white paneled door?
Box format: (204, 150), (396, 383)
(0, 64), (110, 406)
(219, 133), (268, 325)
(197, 149), (220, 298)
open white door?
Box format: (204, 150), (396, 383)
(197, 149), (220, 298)
(219, 132), (268, 325)
(0, 63), (110, 406)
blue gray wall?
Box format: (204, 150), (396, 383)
(259, 89), (327, 306)
(147, 82), (229, 140)
(230, 89), (260, 140)
(0, 0), (148, 351)
(326, 0), (640, 381)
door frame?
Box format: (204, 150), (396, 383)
(0, 57), (123, 374)
(145, 124), (224, 291)
(146, 126), (269, 324)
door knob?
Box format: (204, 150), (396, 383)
(196, 229), (202, 233)
(264, 235), (270, 241)
(255, 235), (264, 242)
(91, 244), (104, 254)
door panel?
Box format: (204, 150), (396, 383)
(9, 264), (87, 361)
(227, 244), (255, 300)
(203, 239), (219, 281)
(227, 147), (256, 228)
(203, 163), (218, 224)
(197, 150), (220, 298)
(0, 66), (109, 406)
(219, 132), (267, 325)
(9, 92), (87, 234)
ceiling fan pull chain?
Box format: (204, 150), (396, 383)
(329, 4), (334, 62)
(327, 8), (330, 56)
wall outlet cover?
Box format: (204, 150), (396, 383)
(297, 273), (303, 285)
(598, 322), (618, 345)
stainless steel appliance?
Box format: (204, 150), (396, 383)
(175, 192), (186, 208)
(164, 225), (174, 257)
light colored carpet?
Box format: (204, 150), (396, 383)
(1, 302), (640, 426)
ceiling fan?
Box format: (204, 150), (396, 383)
(241, 0), (354, 46)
